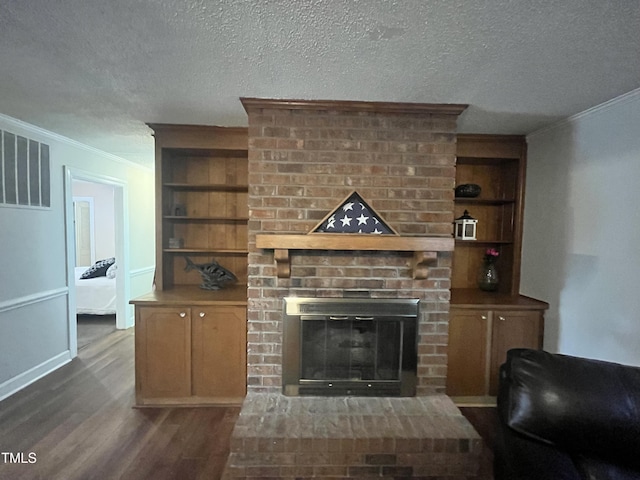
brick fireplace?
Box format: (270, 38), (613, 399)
(242, 98), (467, 395)
(222, 99), (489, 480)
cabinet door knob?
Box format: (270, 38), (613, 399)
(481, 315), (487, 320)
(499, 316), (506, 321)
(179, 312), (186, 318)
(199, 312), (205, 318)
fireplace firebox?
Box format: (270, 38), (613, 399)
(282, 297), (419, 396)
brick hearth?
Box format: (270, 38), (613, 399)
(222, 393), (489, 480)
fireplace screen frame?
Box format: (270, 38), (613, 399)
(282, 297), (419, 396)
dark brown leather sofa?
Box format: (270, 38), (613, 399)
(495, 348), (640, 480)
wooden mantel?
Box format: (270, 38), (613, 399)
(255, 233), (454, 279)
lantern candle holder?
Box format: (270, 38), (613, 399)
(454, 210), (478, 240)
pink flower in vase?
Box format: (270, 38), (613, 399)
(483, 248), (500, 263)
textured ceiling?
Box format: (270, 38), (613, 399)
(1, 0), (639, 167)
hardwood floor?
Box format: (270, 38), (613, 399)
(76, 314), (117, 350)
(0, 329), (239, 480)
(459, 406), (498, 479)
(0, 328), (499, 480)
(459, 406), (499, 453)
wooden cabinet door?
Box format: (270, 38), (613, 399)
(135, 307), (191, 400)
(489, 310), (542, 395)
(446, 308), (490, 396)
(192, 306), (246, 401)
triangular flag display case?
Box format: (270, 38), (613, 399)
(255, 191), (453, 279)
(311, 191), (397, 235)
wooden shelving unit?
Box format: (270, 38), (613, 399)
(150, 124), (249, 293)
(131, 124), (248, 407)
(452, 135), (525, 296)
(448, 134), (548, 402)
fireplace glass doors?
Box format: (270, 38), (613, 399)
(283, 297), (418, 396)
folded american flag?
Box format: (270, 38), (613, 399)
(313, 191), (395, 234)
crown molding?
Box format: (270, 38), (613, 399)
(240, 97), (468, 116)
(0, 113), (152, 171)
(528, 87), (640, 139)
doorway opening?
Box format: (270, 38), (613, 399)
(73, 181), (117, 349)
(64, 167), (130, 358)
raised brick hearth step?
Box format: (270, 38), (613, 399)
(222, 393), (489, 480)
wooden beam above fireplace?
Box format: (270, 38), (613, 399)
(255, 234), (454, 279)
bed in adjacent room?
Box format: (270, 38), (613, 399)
(75, 258), (117, 315)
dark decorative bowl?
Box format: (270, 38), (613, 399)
(455, 183), (481, 198)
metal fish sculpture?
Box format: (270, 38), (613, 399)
(184, 257), (238, 290)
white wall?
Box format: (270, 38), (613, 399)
(522, 88), (640, 366)
(0, 114), (155, 400)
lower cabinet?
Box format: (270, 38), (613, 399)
(135, 306), (192, 400)
(447, 307), (544, 397)
(135, 304), (246, 406)
(191, 306), (247, 399)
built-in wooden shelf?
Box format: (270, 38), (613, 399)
(163, 183), (249, 192)
(131, 284), (248, 306)
(450, 288), (549, 310)
(455, 198), (516, 206)
(163, 248), (248, 254)
(455, 239), (513, 245)
(255, 233), (454, 279)
(164, 216), (249, 221)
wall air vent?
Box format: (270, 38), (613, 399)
(1, 129), (50, 208)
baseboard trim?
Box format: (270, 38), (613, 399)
(0, 350), (72, 402)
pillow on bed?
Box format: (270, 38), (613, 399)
(106, 263), (117, 279)
(80, 257), (115, 279)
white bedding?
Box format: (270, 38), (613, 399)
(75, 267), (117, 315)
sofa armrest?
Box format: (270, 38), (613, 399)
(499, 348), (640, 467)
(494, 414), (582, 480)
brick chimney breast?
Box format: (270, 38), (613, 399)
(241, 98), (467, 395)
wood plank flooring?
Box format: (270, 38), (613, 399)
(459, 406), (499, 453)
(0, 328), (498, 480)
(76, 314), (117, 350)
(0, 329), (239, 480)
(459, 406), (498, 478)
